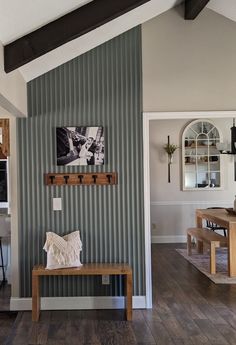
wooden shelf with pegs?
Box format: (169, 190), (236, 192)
(44, 172), (117, 186)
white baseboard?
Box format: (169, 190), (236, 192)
(152, 235), (186, 243)
(10, 296), (146, 311)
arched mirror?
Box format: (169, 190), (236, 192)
(182, 119), (222, 190)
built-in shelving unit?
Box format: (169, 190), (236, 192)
(182, 120), (222, 190)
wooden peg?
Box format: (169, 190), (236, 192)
(64, 175), (69, 184)
(106, 174), (112, 184)
(78, 175), (84, 184)
(49, 176), (55, 185)
(92, 175), (97, 184)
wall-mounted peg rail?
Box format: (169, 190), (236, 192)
(45, 172), (117, 186)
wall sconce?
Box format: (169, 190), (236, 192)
(216, 119), (236, 180)
(163, 135), (178, 183)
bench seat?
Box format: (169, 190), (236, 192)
(32, 263), (133, 322)
(187, 227), (228, 274)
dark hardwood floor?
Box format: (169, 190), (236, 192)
(0, 284), (11, 311)
(0, 284), (17, 345)
(4, 244), (236, 344)
(0, 312), (16, 345)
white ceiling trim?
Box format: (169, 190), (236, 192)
(19, 0), (181, 82)
(0, 93), (25, 118)
(0, 104), (11, 117)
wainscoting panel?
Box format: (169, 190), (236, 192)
(17, 27), (145, 298)
(151, 200), (232, 242)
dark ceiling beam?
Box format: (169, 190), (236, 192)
(185, 0), (210, 20)
(4, 0), (151, 73)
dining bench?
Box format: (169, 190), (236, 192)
(32, 263), (133, 322)
(187, 227), (228, 274)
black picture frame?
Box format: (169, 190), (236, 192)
(56, 126), (104, 166)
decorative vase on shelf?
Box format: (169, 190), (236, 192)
(168, 154), (173, 164)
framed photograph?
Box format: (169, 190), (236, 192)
(56, 126), (104, 166)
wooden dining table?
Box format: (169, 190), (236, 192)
(196, 208), (236, 277)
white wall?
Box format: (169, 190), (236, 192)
(142, 8), (236, 112)
(0, 41), (27, 117)
(0, 42), (21, 291)
(150, 118), (235, 242)
(0, 215), (11, 282)
(8, 116), (19, 293)
(0, 114), (19, 293)
(142, 7), (236, 242)
(0, 42), (21, 292)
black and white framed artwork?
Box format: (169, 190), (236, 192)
(56, 127), (104, 166)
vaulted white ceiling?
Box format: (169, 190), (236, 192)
(0, 0), (236, 81)
(0, 0), (92, 44)
(15, 0), (183, 81)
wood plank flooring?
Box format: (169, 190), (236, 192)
(0, 284), (11, 311)
(0, 312), (17, 345)
(4, 243), (236, 344)
(0, 283), (17, 344)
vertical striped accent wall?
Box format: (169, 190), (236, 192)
(17, 27), (145, 298)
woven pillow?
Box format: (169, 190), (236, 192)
(43, 231), (82, 270)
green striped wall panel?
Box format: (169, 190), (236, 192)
(17, 27), (145, 297)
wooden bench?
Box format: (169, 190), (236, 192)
(32, 263), (132, 322)
(187, 227), (228, 274)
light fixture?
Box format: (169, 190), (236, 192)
(216, 119), (236, 181)
(216, 119), (236, 154)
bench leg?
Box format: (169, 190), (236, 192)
(187, 234), (192, 255)
(210, 243), (216, 274)
(197, 240), (203, 254)
(125, 273), (132, 321)
(32, 275), (40, 322)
